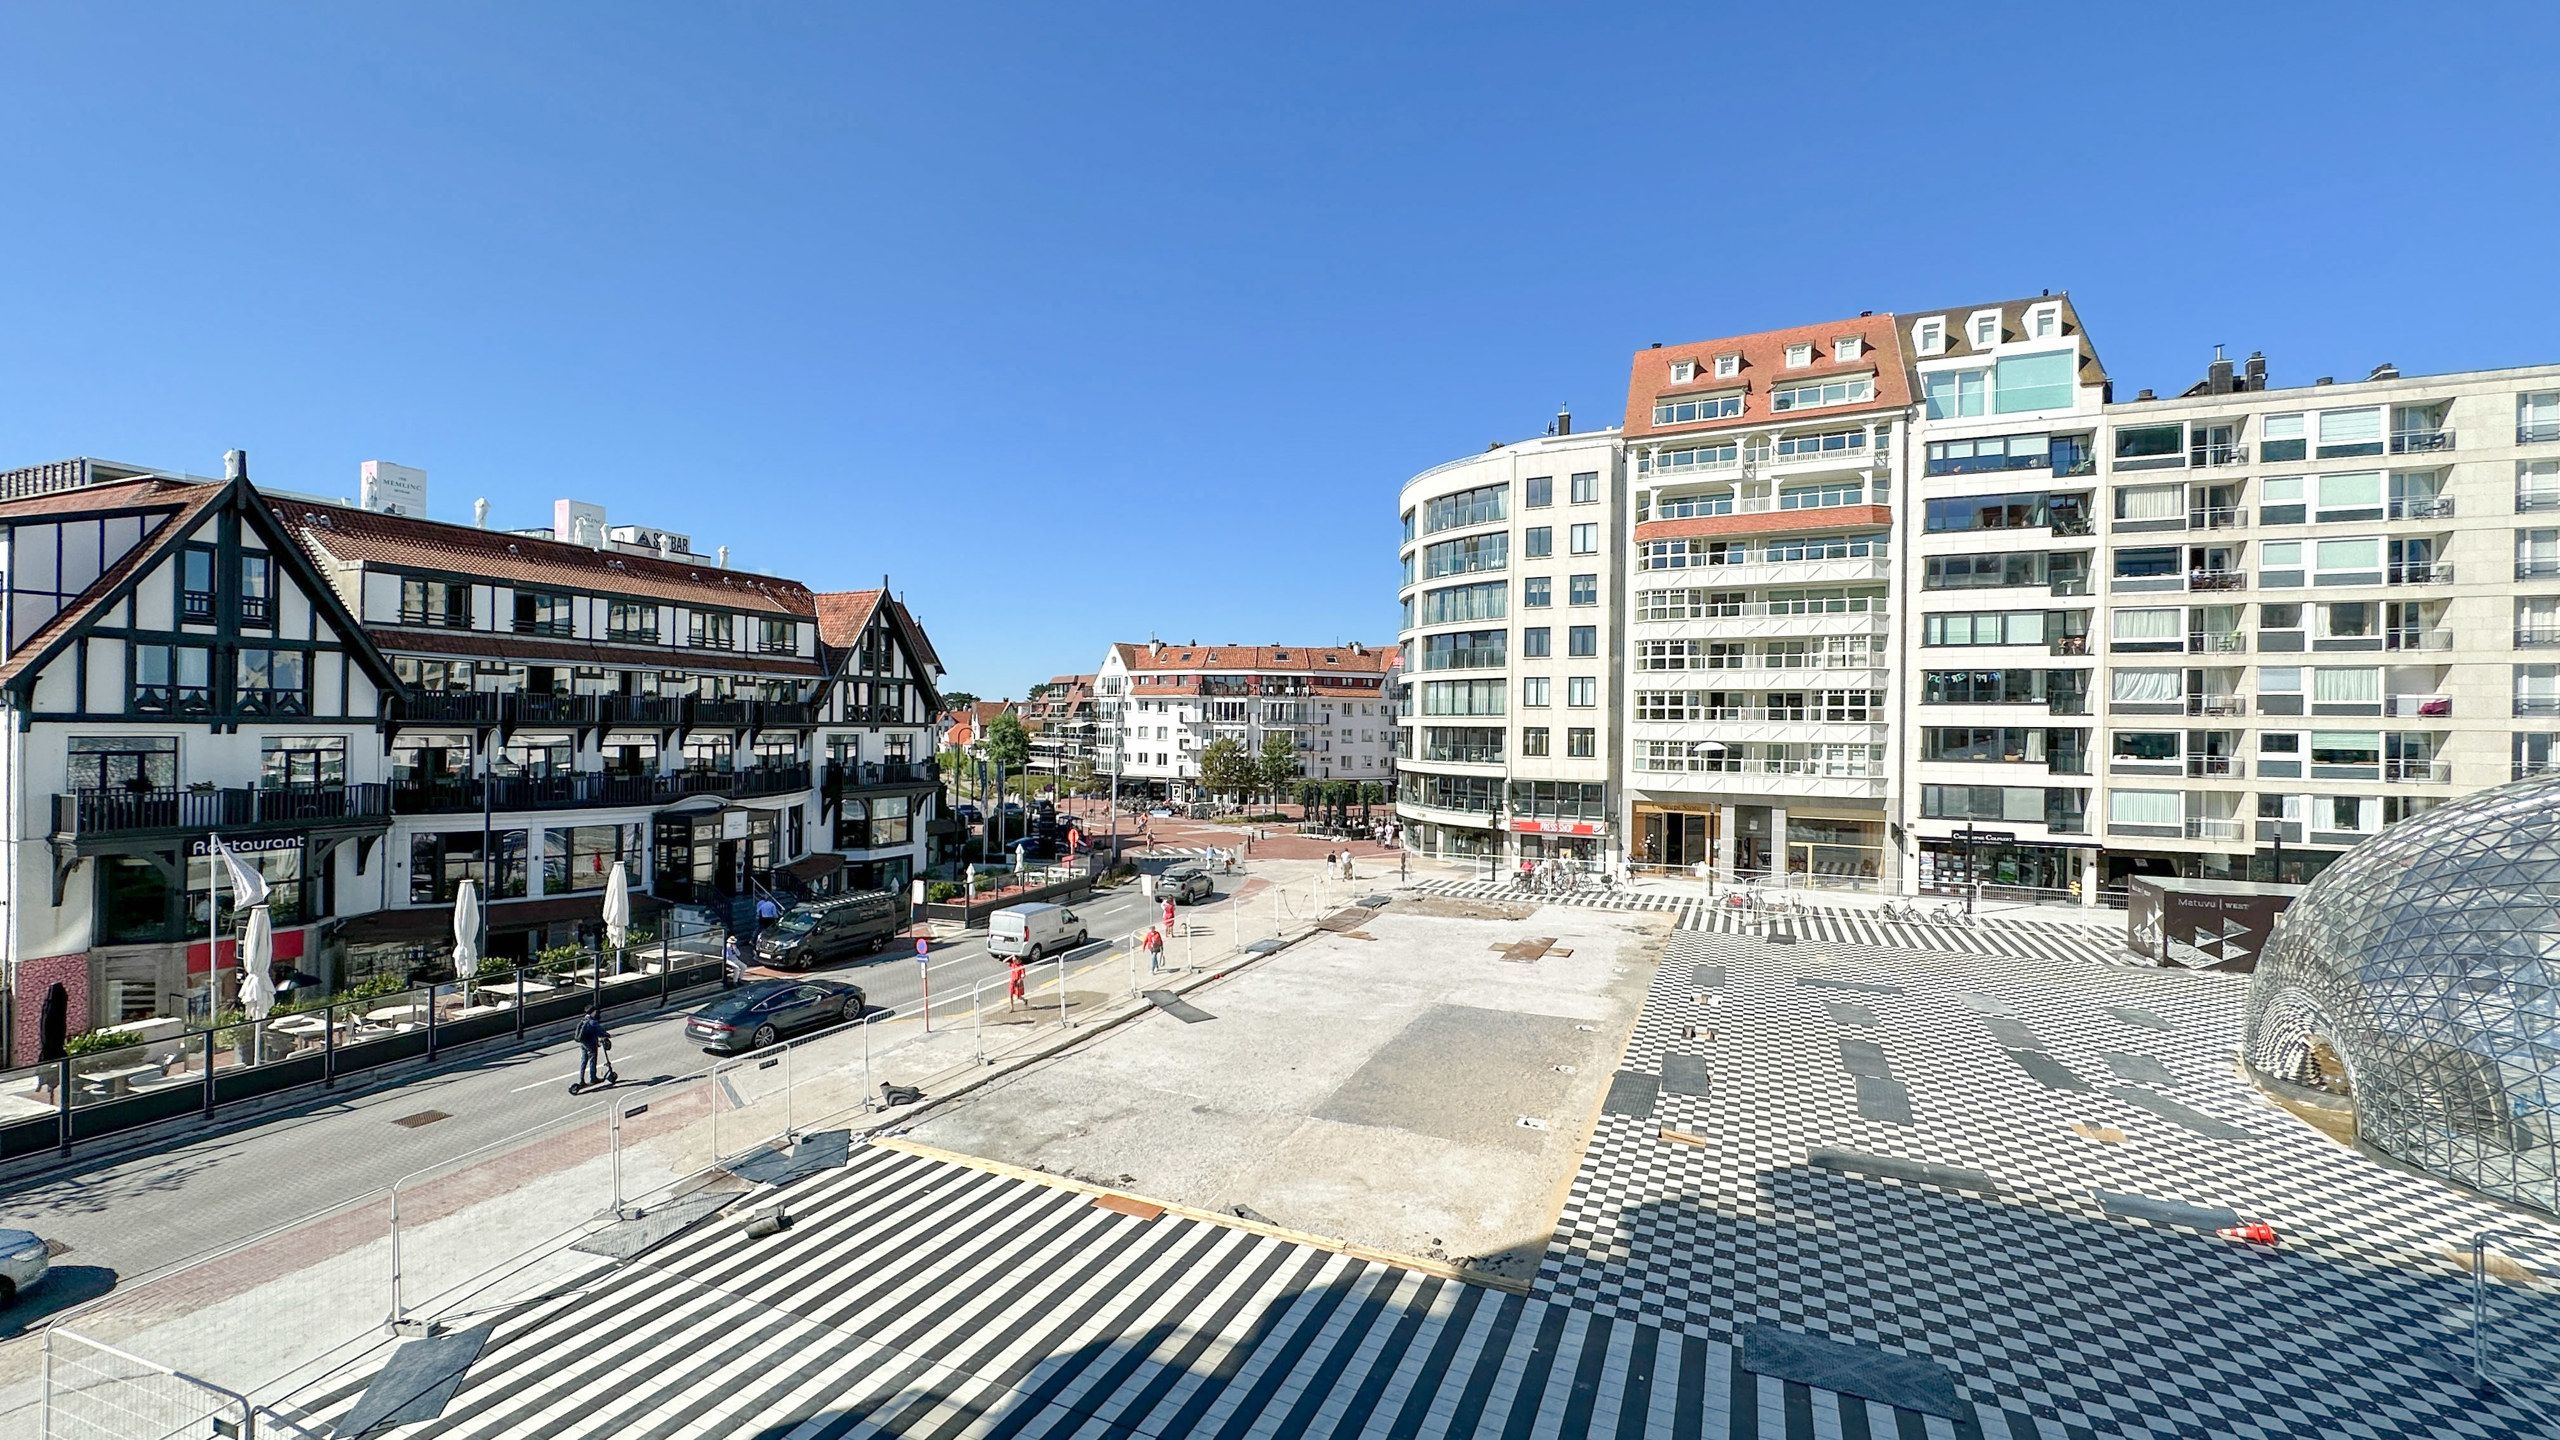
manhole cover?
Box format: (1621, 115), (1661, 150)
(391, 1110), (450, 1129)
(1515, 1116), (1550, 1131)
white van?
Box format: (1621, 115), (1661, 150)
(987, 902), (1089, 960)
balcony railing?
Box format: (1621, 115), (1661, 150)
(2184, 817), (2245, 841)
(2384, 694), (2454, 718)
(753, 699), (816, 728)
(55, 783), (391, 839)
(2189, 506), (2248, 529)
(391, 770), (754, 814)
(2192, 444), (2250, 467)
(1422, 747), (1505, 765)
(394, 690), (502, 726)
(511, 618), (575, 639)
(2383, 758), (2453, 784)
(688, 698), (753, 727)
(2389, 428), (2456, 455)
(506, 692), (599, 727)
(603, 693), (684, 727)
(2521, 492), (2560, 514)
(2050, 514), (2095, 537)
(2516, 697), (2560, 717)
(2516, 760), (2560, 781)
(2388, 494), (2456, 520)
(2188, 632), (2247, 654)
(2390, 562), (2455, 585)
(2385, 629), (2454, 652)
(732, 761), (813, 797)
(2520, 559), (2560, 581)
(2523, 422), (2560, 445)
(2188, 570), (2247, 592)
(2048, 575), (2094, 597)
(2049, 635), (2092, 657)
(2048, 754), (2093, 776)
(2047, 693), (2091, 716)
(826, 760), (927, 792)
(2518, 626), (2560, 648)
(2184, 755), (2243, 779)
(2187, 695), (2248, 717)
(395, 606), (474, 629)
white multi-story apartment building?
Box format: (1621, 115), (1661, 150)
(2087, 353), (2560, 891)
(1096, 641), (1399, 802)
(1899, 296), (2111, 899)
(1619, 317), (1913, 885)
(1393, 423), (1625, 863)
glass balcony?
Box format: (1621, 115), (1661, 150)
(2389, 428), (2457, 455)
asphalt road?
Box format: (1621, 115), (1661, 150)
(0, 877), (1200, 1305)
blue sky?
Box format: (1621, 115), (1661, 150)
(6, 3), (2556, 697)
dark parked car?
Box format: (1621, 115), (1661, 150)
(955, 803), (983, 826)
(686, 978), (866, 1053)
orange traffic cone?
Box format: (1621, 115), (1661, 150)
(2216, 1222), (2279, 1245)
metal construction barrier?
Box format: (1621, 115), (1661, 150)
(42, 1326), (254, 1440)
(2471, 1230), (2560, 1424)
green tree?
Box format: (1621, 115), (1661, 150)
(941, 690), (980, 709)
(1065, 759), (1098, 797)
(1258, 733), (1300, 804)
(1357, 781), (1383, 822)
(1197, 737), (1253, 802)
(983, 712), (1032, 772)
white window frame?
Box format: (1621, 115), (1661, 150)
(2029, 303), (2060, 339)
(1714, 353), (1741, 379)
(1832, 337), (1861, 362)
(1669, 359), (1696, 384)
(1969, 310), (2000, 347)
(1784, 343), (1813, 368)
(1914, 319), (1945, 356)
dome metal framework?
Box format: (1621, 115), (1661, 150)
(2242, 773), (2560, 1215)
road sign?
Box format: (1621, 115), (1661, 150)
(916, 937), (930, 965)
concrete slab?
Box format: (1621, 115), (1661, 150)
(2111, 1004), (2177, 1032)
(1837, 1038), (1893, 1078)
(2111, 1086), (2252, 1141)
(2096, 1189), (2241, 1232)
(1826, 1001), (1877, 1028)
(901, 903), (1662, 1277)
(1602, 1070), (1660, 1119)
(1797, 976), (1902, 996)
(1143, 990), (1214, 1023)
(2007, 1050), (2092, 1092)
(1740, 1324), (1967, 1419)
(1982, 1016), (2043, 1050)
(1810, 1148), (1998, 1195)
(334, 1322), (493, 1435)
(1659, 1053), (1709, 1096)
(2103, 1051), (2180, 1088)
(1855, 1075), (1914, 1125)
(571, 1190), (737, 1261)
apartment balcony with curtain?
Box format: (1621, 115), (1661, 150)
(2383, 757), (2454, 784)
(2383, 693), (2454, 718)
(2390, 561), (2456, 585)
(2387, 493), (2456, 520)
(2388, 428), (2457, 455)
(2189, 506), (2249, 530)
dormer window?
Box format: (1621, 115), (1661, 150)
(1914, 318), (1946, 356)
(1784, 343), (1813, 368)
(1832, 337), (1861, 362)
(2030, 302), (2060, 339)
(1714, 353), (1741, 378)
(1669, 359), (1696, 384)
(1970, 310), (2000, 347)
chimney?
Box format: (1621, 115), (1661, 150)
(223, 449), (248, 482)
(1555, 404), (1572, 437)
(2367, 361), (2400, 382)
(2207, 344), (2235, 396)
(2315, 376), (2335, 387)
(473, 498), (490, 529)
(2245, 352), (2268, 391)
(2134, 388), (2157, 401)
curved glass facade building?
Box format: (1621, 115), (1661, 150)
(2242, 773), (2560, 1214)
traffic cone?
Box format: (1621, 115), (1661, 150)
(2216, 1222), (2279, 1245)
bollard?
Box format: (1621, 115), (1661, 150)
(1058, 955), (1071, 1029)
(324, 1000), (337, 1086)
(387, 1186), (403, 1332)
(709, 1055), (721, 1166)
(609, 1103), (624, 1215)
(783, 1039), (796, 1143)
(53, 1057), (70, 1156)
(201, 1028), (217, 1119)
(861, 1014), (873, 1109)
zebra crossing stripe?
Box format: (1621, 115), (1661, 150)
(1684, 902), (2143, 970)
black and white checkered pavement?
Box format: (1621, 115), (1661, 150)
(1539, 925), (2560, 1440)
(1684, 898), (2156, 970)
(272, 1141), (1966, 1439)
(1403, 876), (1702, 926)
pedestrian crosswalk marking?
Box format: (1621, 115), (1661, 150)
(269, 1142), (1967, 1439)
(1682, 899), (2159, 970)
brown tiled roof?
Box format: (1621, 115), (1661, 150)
(365, 626), (824, 677)
(812, 589), (882, 646)
(886, 597), (942, 670)
(1623, 314), (1911, 439)
(0, 478), (220, 686)
(1109, 643), (1398, 675)
(281, 500), (816, 617)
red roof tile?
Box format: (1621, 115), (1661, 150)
(1109, 643), (1398, 675)
(1624, 314), (1911, 439)
(280, 500), (816, 617)
(364, 626), (823, 677)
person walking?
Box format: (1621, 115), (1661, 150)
(1142, 925), (1165, 974)
(1340, 853), (1355, 883)
(573, 1008), (613, 1091)
(1006, 955), (1027, 1011)
(1161, 895), (1177, 935)
(722, 932), (744, 989)
(755, 892), (780, 936)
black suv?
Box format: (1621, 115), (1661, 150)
(756, 892), (905, 970)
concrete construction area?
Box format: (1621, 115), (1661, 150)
(22, 872), (2560, 1440)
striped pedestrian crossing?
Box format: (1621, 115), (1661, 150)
(271, 1143), (1970, 1439)
(1681, 900), (2151, 969)
(1402, 878), (1702, 929)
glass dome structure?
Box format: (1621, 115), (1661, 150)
(2243, 773), (2560, 1215)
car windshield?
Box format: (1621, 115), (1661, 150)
(776, 914), (818, 935)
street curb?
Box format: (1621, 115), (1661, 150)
(874, 1135), (1535, 1295)
(0, 978), (726, 1189)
